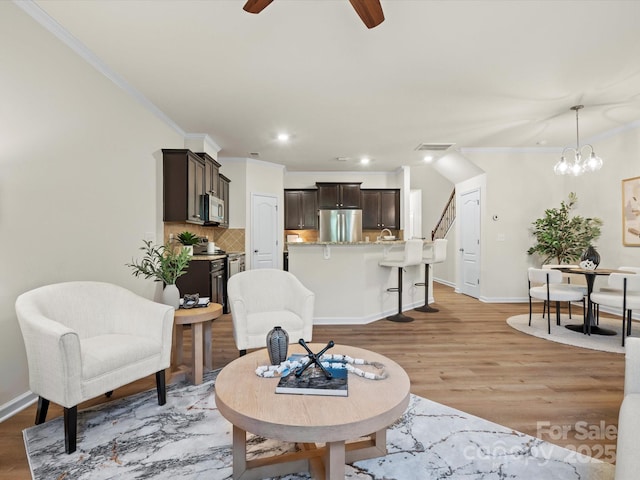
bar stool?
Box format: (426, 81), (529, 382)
(379, 239), (424, 322)
(415, 238), (448, 312)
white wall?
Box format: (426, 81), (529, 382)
(462, 125), (640, 301)
(0, 3), (184, 414)
(218, 158), (248, 229)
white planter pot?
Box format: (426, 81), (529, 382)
(162, 284), (180, 310)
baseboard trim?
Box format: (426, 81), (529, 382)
(0, 391), (37, 423)
(313, 300), (426, 325)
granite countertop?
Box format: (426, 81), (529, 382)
(286, 240), (406, 246)
(189, 254), (228, 261)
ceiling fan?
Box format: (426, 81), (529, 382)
(242, 0), (385, 29)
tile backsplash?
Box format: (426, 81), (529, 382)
(164, 223), (245, 253)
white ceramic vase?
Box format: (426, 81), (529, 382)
(183, 245), (194, 256)
(162, 284), (180, 310)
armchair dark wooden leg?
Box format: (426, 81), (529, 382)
(105, 391), (113, 398)
(239, 349), (247, 357)
(64, 406), (77, 454)
(156, 369), (166, 406)
(35, 397), (49, 425)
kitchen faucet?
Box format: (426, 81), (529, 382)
(379, 228), (393, 240)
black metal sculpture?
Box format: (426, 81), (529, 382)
(295, 339), (335, 378)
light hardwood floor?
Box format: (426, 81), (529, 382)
(0, 283), (625, 478)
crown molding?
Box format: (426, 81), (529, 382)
(14, 0), (185, 137)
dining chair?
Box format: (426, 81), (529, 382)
(541, 264), (586, 319)
(590, 273), (640, 346)
(528, 268), (586, 334)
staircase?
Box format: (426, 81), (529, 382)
(431, 189), (455, 240)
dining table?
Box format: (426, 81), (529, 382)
(558, 267), (630, 336)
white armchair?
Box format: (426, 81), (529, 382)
(15, 281), (174, 453)
(227, 269), (314, 356)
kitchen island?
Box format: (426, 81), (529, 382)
(287, 241), (431, 324)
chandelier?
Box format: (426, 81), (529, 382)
(553, 105), (604, 176)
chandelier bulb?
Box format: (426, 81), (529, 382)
(554, 157), (569, 175)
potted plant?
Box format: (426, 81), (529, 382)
(527, 192), (603, 265)
(126, 239), (191, 309)
(176, 231), (200, 256)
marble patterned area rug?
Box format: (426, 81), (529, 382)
(507, 313), (629, 354)
(24, 371), (615, 480)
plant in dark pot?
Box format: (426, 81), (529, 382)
(527, 192), (603, 265)
(126, 239), (191, 310)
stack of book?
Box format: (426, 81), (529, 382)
(275, 358), (348, 397)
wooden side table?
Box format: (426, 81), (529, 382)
(172, 303), (223, 385)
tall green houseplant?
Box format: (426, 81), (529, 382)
(527, 192), (603, 265)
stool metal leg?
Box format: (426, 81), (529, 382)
(415, 263), (439, 313)
(387, 267), (414, 323)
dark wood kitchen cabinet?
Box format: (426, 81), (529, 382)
(218, 174), (230, 228)
(361, 189), (400, 229)
(196, 152), (221, 198)
(163, 149), (206, 224)
(284, 189), (318, 229)
(316, 182), (362, 209)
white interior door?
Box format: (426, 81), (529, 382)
(251, 193), (278, 269)
(459, 188), (481, 298)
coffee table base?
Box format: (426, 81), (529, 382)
(232, 425), (387, 480)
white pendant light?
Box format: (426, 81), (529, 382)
(553, 105), (604, 176)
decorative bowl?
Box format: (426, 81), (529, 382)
(383, 236), (395, 240)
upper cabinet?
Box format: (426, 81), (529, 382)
(218, 174), (230, 228)
(361, 189), (400, 229)
(196, 152), (221, 198)
(163, 149), (206, 224)
(285, 189), (318, 229)
(316, 182), (362, 209)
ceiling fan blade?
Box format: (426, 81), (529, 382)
(243, 0), (273, 14)
(348, 0), (385, 29)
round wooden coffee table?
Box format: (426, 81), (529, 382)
(215, 344), (410, 480)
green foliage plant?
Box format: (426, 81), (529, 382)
(127, 240), (191, 285)
(177, 231), (200, 246)
(527, 192), (603, 265)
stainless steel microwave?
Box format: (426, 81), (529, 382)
(201, 194), (224, 224)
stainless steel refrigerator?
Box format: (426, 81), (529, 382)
(319, 209), (363, 242)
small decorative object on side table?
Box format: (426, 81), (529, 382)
(182, 293), (199, 309)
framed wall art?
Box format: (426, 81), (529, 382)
(622, 176), (640, 246)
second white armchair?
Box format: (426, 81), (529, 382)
(227, 269), (315, 356)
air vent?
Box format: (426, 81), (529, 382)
(414, 143), (455, 152)
(335, 157), (351, 162)
(249, 152), (260, 157)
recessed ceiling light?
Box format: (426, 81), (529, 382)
(277, 133), (290, 142)
(423, 155), (434, 163)
(360, 157), (371, 165)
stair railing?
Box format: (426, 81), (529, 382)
(431, 189), (455, 240)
